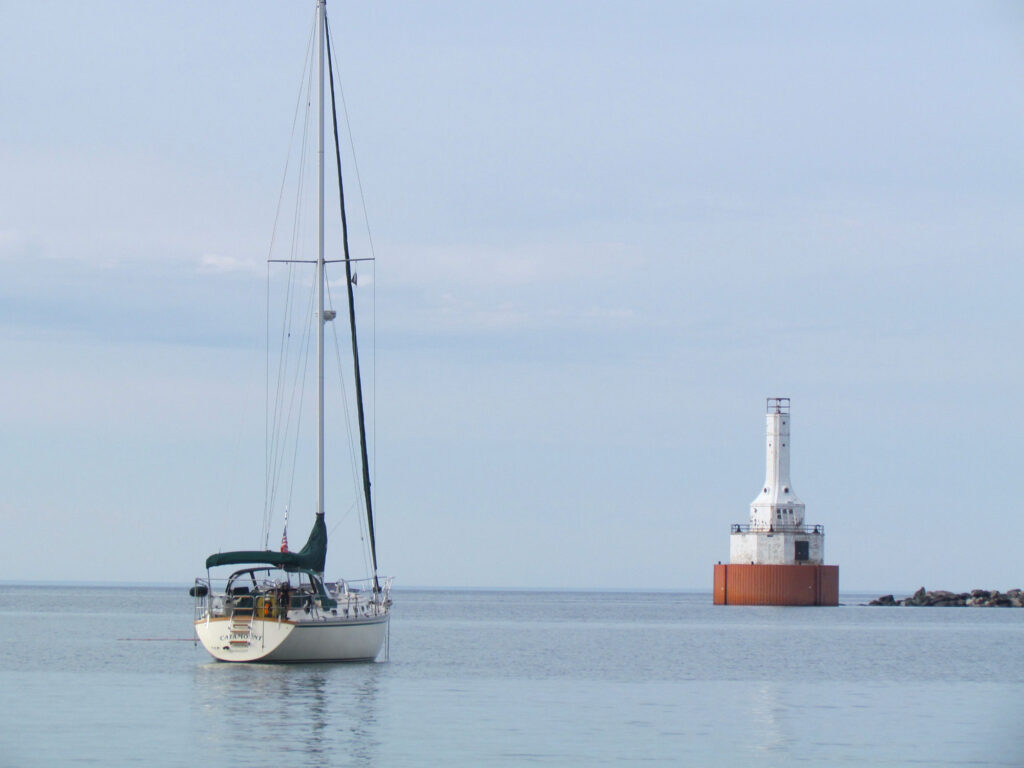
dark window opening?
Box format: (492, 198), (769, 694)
(795, 541), (809, 561)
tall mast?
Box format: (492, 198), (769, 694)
(315, 0), (326, 523)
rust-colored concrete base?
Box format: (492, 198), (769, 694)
(713, 564), (839, 605)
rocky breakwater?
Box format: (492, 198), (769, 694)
(869, 587), (1024, 607)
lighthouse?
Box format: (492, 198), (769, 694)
(713, 398), (839, 605)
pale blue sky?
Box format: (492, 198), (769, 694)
(2, 1), (1023, 591)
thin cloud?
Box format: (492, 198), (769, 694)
(386, 240), (639, 289)
(376, 240), (643, 333)
(198, 253), (261, 274)
(0, 228), (35, 261)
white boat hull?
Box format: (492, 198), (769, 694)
(195, 614), (388, 663)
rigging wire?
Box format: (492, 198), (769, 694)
(326, 274), (373, 578)
(328, 46), (378, 263)
(282, 282), (317, 522)
(325, 275), (363, 505)
(262, 15), (317, 549)
(262, 263), (275, 538)
(324, 10), (380, 588)
(326, 19), (379, 536)
(267, 277), (317, 548)
(265, 263), (296, 542)
(266, 31), (317, 546)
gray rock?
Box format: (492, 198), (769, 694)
(870, 588), (1024, 607)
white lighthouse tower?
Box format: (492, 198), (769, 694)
(750, 397), (805, 531)
(714, 398), (838, 605)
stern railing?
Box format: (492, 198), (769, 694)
(192, 575), (393, 621)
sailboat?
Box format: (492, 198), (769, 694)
(192, 0), (391, 663)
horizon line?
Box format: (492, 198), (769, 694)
(0, 579), (906, 595)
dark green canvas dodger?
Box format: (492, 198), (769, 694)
(205, 514), (328, 573)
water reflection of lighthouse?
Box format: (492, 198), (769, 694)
(714, 398), (839, 605)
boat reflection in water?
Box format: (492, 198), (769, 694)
(192, 661), (383, 763)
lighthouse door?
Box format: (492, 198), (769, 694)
(794, 540), (809, 562)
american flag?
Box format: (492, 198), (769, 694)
(280, 509), (289, 553)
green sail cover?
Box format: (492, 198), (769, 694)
(205, 514), (328, 573)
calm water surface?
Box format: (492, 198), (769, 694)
(0, 586), (1021, 766)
